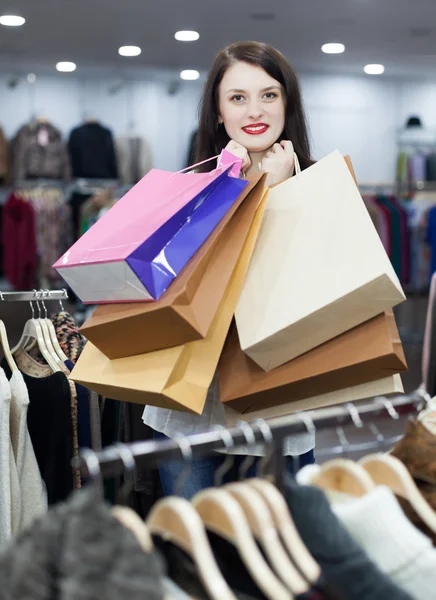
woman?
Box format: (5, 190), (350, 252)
(142, 41), (315, 498)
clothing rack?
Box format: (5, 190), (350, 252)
(79, 389), (426, 489)
(0, 289), (68, 302)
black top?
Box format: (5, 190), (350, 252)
(284, 477), (413, 600)
(68, 122), (118, 179)
(2, 358), (74, 504)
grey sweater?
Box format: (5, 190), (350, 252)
(0, 487), (165, 600)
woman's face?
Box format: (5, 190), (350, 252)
(218, 61), (286, 153)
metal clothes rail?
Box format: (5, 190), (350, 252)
(79, 389), (426, 484)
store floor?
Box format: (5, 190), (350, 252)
(0, 292), (428, 463)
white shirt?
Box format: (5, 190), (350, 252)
(142, 374), (315, 456)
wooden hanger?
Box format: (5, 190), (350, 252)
(113, 505), (153, 553)
(193, 424), (292, 600)
(31, 292), (64, 368)
(248, 478), (321, 584)
(146, 436), (238, 600)
(307, 458), (376, 497)
(148, 496), (238, 600)
(225, 481), (307, 596)
(193, 488), (291, 600)
(12, 297), (60, 372)
(359, 453), (436, 533)
(40, 291), (68, 362)
(223, 421), (307, 596)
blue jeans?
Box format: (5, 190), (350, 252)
(153, 431), (315, 499)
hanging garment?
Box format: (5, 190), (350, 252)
(426, 154), (436, 182)
(0, 487), (166, 600)
(392, 419), (436, 485)
(0, 369), (21, 538)
(0, 125), (11, 183)
(408, 154), (427, 182)
(116, 135), (153, 184)
(331, 486), (436, 600)
(12, 121), (71, 181)
(284, 478), (413, 600)
(68, 122), (118, 179)
(8, 369), (47, 531)
(30, 188), (73, 284)
(13, 349), (81, 491)
(2, 356), (74, 505)
(2, 193), (38, 290)
(427, 205), (436, 280)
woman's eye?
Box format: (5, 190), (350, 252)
(231, 95), (245, 103)
(264, 92), (278, 100)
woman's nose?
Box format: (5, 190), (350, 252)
(246, 101), (263, 120)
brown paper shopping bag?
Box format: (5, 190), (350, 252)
(81, 175), (266, 359)
(235, 151), (406, 372)
(224, 374), (404, 426)
(219, 311), (407, 414)
(70, 190), (268, 414)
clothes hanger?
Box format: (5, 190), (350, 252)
(11, 294), (60, 372)
(193, 428), (292, 600)
(110, 443), (154, 553)
(146, 436), (238, 600)
(41, 290), (68, 362)
(307, 406), (376, 497)
(225, 422), (307, 597)
(0, 292), (19, 374)
(247, 418), (321, 585)
(358, 410), (436, 534)
(34, 291), (65, 365)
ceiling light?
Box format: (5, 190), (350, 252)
(118, 45), (141, 57)
(180, 69), (200, 81)
(56, 61), (77, 73)
(175, 30), (200, 42)
(0, 15), (25, 26)
(27, 73), (36, 83)
(321, 43), (345, 55)
(364, 63), (385, 75)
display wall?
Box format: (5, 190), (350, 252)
(0, 69), (435, 180)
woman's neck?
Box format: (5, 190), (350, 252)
(245, 148), (270, 176)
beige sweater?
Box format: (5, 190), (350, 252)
(8, 369), (47, 532)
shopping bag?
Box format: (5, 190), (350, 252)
(224, 374), (404, 426)
(70, 190), (268, 413)
(53, 155), (248, 304)
(235, 150), (406, 371)
(80, 175), (266, 359)
(219, 311), (407, 414)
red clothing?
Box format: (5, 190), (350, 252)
(3, 193), (37, 289)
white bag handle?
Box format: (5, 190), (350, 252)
(293, 152), (302, 175)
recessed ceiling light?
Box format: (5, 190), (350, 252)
(321, 43), (345, 54)
(175, 30), (200, 42)
(0, 15), (25, 26)
(56, 61), (77, 73)
(118, 45), (142, 57)
(180, 69), (200, 81)
(364, 63), (385, 75)
(27, 73), (36, 83)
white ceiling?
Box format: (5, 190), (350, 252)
(1, 0), (436, 79)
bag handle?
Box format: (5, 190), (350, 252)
(172, 150), (243, 178)
(294, 152), (302, 175)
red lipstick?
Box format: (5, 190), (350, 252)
(242, 123), (269, 135)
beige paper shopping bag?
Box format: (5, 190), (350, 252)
(70, 190), (268, 414)
(224, 374), (404, 426)
(235, 151), (406, 372)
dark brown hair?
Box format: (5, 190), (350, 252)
(194, 41), (313, 172)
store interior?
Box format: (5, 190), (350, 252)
(1, 2), (436, 598)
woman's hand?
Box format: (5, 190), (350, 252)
(261, 140), (295, 187)
(224, 140), (251, 174)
